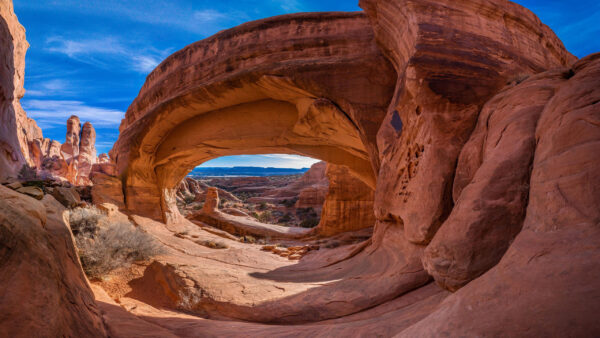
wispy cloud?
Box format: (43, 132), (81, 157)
(269, 0), (304, 12)
(25, 79), (72, 97)
(22, 99), (124, 129)
(45, 36), (171, 73)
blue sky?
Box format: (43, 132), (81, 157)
(13, 0), (600, 168)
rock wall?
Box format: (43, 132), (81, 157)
(0, 0), (34, 180)
(316, 163), (375, 236)
(0, 185), (107, 337)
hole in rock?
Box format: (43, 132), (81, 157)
(92, 154), (378, 322)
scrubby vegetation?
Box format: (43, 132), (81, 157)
(300, 218), (320, 228)
(195, 239), (228, 249)
(69, 206), (162, 279)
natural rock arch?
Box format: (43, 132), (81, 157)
(106, 0), (600, 331)
(111, 12), (397, 223)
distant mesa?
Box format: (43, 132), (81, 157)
(189, 166), (310, 177)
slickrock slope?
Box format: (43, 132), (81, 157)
(0, 185), (106, 337)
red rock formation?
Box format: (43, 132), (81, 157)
(0, 185), (106, 336)
(3, 0), (600, 336)
(362, 0), (576, 246)
(105, 0), (596, 330)
(176, 177), (240, 204)
(110, 12), (394, 222)
(316, 163), (376, 236)
(0, 0), (36, 180)
(76, 121), (97, 185)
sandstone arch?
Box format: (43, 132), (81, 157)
(111, 12), (396, 223)
(104, 0), (600, 332)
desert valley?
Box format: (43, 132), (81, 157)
(1, 0), (599, 336)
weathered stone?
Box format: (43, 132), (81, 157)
(76, 121), (96, 185)
(0, 185), (106, 337)
(90, 172), (125, 209)
(316, 163), (376, 236)
(48, 186), (82, 209)
(5, 181), (22, 190)
(16, 185), (43, 200)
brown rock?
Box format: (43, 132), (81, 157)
(48, 186), (82, 209)
(361, 0), (575, 245)
(0, 0), (31, 180)
(16, 185), (43, 200)
(0, 185), (106, 337)
(90, 172), (125, 209)
(316, 163), (376, 236)
(202, 187), (219, 214)
(110, 12), (394, 221)
(5, 181), (22, 190)
(76, 121), (97, 185)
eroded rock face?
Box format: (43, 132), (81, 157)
(104, 1), (600, 333)
(0, 185), (107, 337)
(0, 0), (33, 180)
(110, 12), (396, 222)
(3, 0), (600, 336)
(316, 163), (376, 236)
(76, 122), (97, 185)
(361, 0), (576, 245)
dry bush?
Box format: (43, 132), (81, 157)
(69, 206), (162, 279)
(195, 239), (228, 249)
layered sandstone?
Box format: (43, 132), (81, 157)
(2, 0), (600, 336)
(0, 185), (106, 337)
(0, 0), (32, 179)
(315, 163), (375, 236)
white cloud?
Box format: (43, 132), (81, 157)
(25, 79), (71, 97)
(45, 36), (170, 74)
(274, 0), (303, 12)
(193, 9), (228, 23)
(22, 99), (124, 129)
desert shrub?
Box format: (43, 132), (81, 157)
(196, 240), (228, 249)
(69, 206), (162, 279)
(300, 217), (320, 228)
(258, 202), (267, 210)
(183, 194), (196, 204)
(278, 213), (293, 224)
(257, 211), (272, 223)
(280, 198), (298, 208)
(18, 164), (38, 181)
(240, 235), (257, 244)
(69, 206), (103, 235)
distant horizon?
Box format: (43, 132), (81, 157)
(194, 166), (310, 169)
(196, 154), (320, 169)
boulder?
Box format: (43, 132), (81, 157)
(48, 186), (82, 209)
(16, 185), (43, 200)
(90, 172), (125, 209)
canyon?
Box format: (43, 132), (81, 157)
(1, 0), (599, 337)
